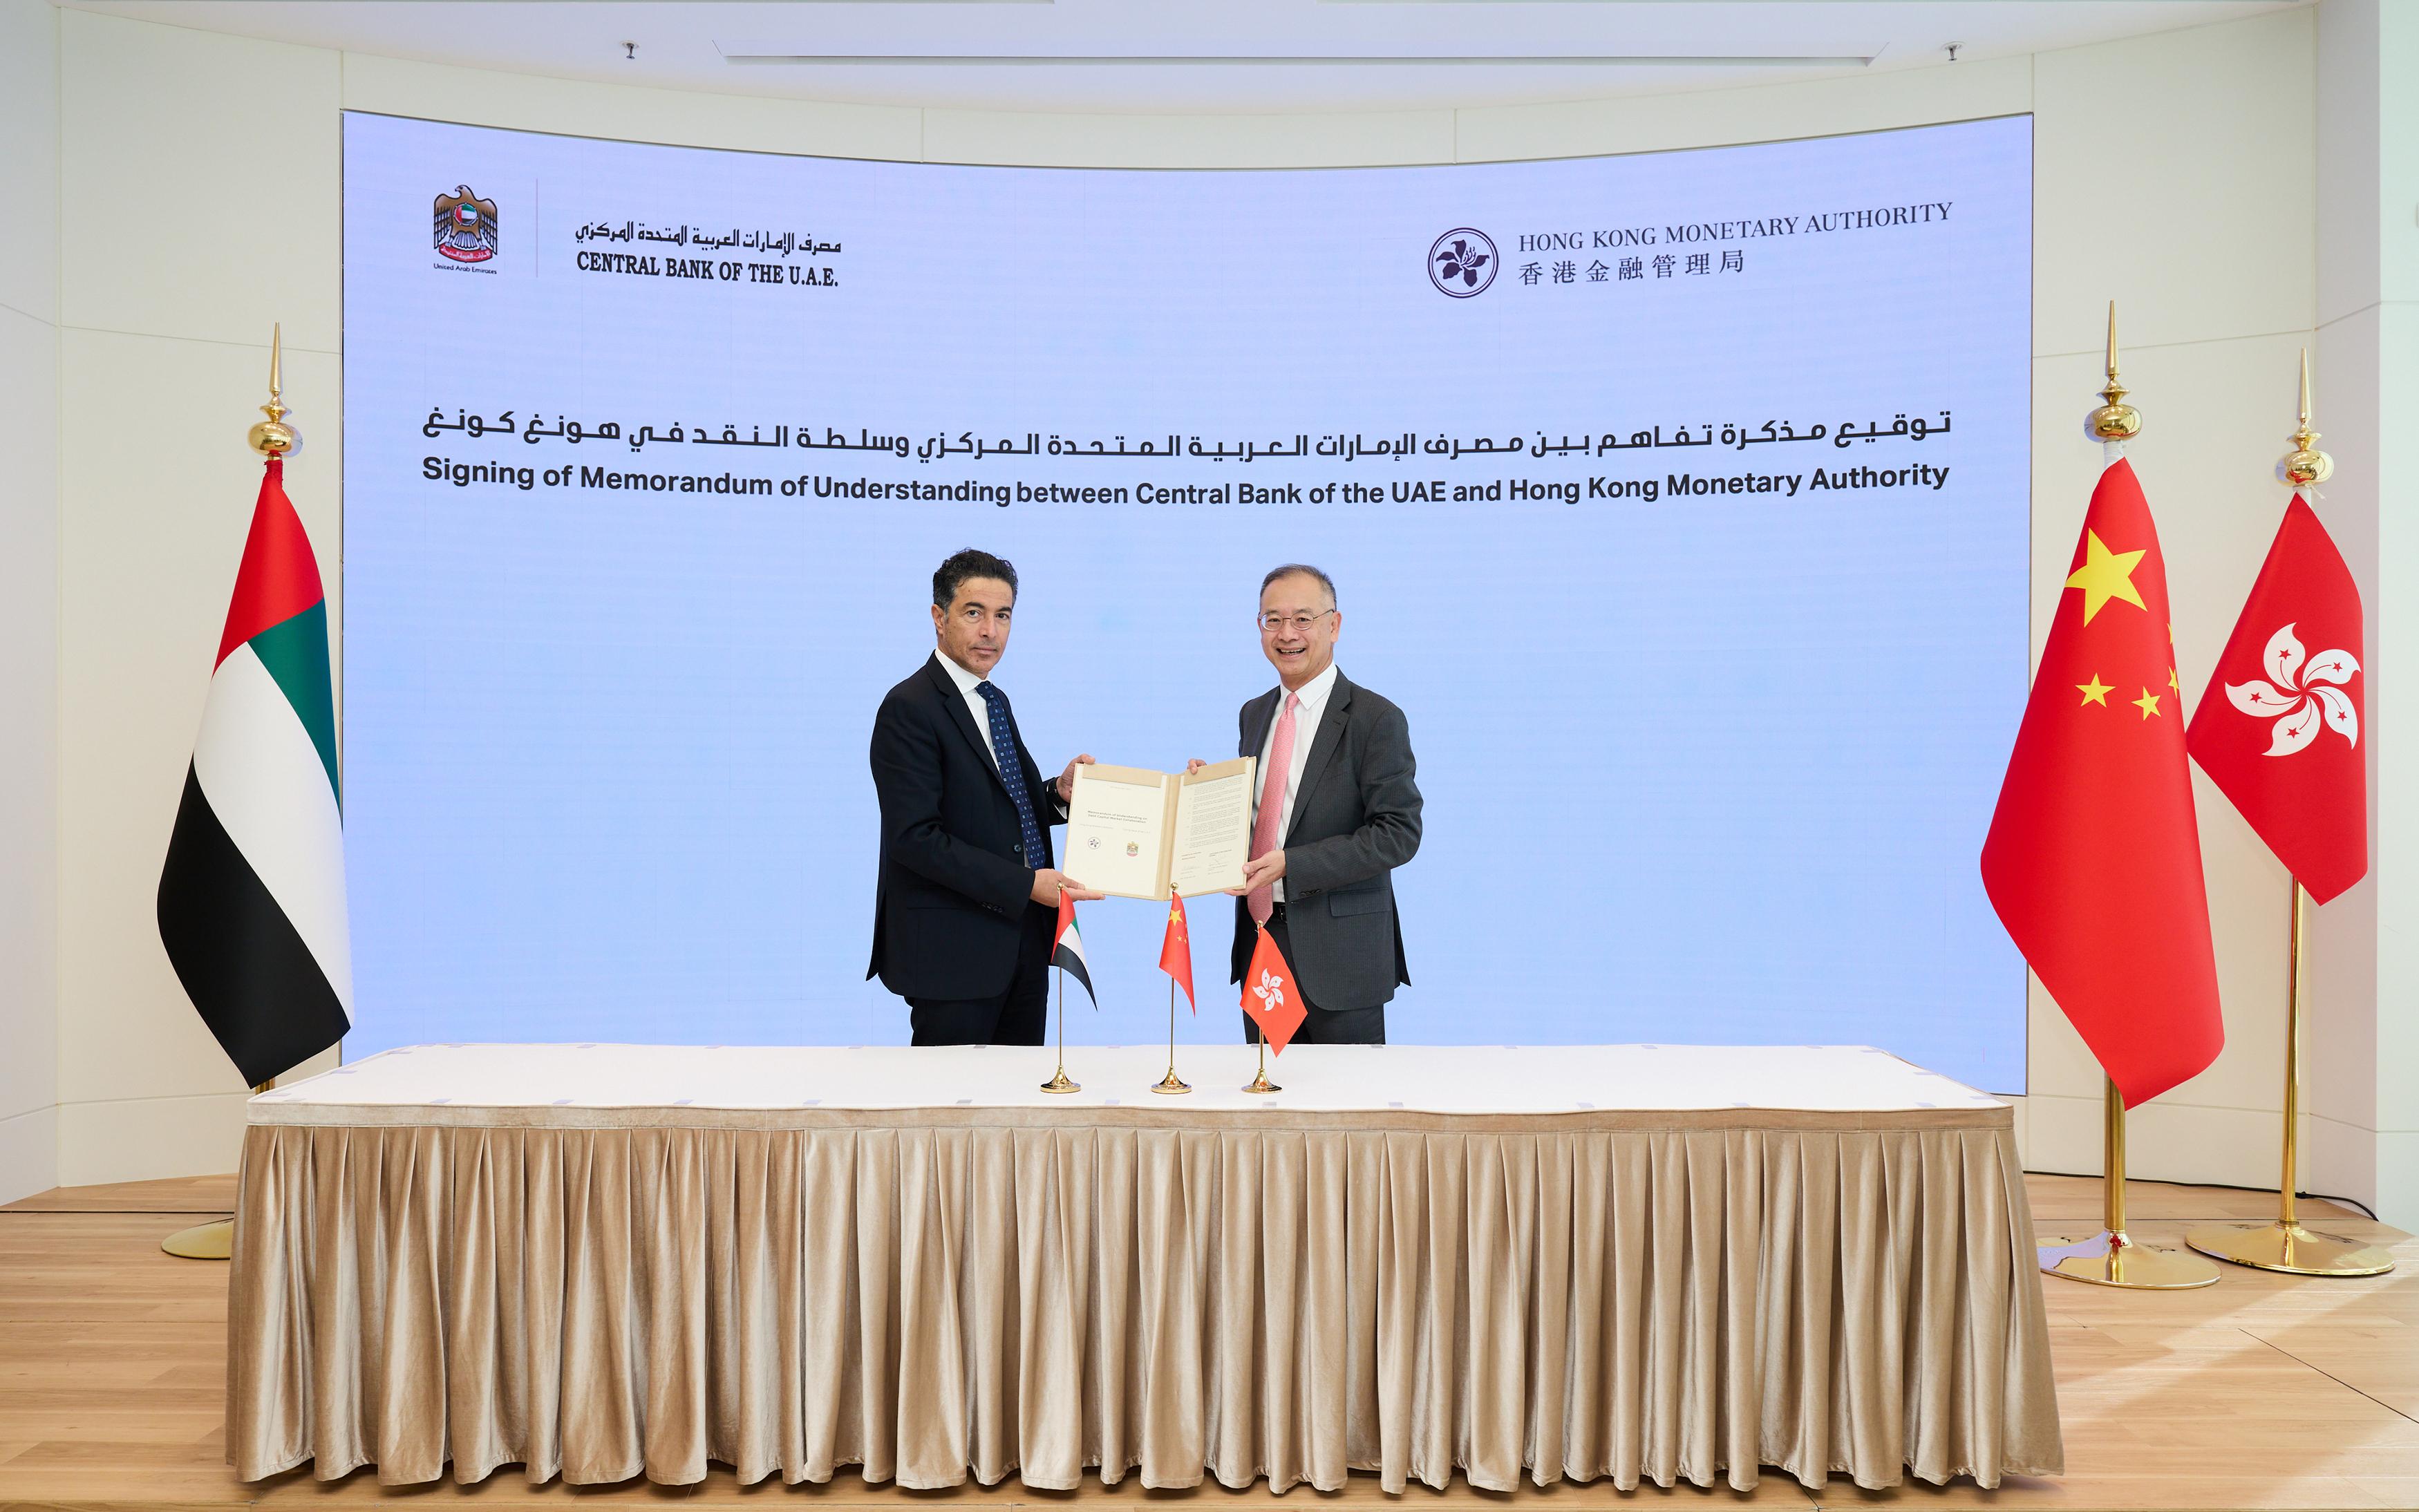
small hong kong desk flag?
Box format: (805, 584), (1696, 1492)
(1159, 891), (1194, 1010)
(2185, 493), (2368, 904)
(1241, 927), (1307, 1052)
(1980, 457), (2222, 1109)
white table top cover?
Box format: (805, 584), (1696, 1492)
(250, 1041), (2008, 1125)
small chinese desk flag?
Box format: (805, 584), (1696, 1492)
(1159, 891), (1194, 1010)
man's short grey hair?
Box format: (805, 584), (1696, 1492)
(1259, 563), (1336, 607)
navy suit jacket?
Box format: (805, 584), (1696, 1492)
(867, 654), (1066, 1000)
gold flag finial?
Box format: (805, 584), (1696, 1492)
(2086, 301), (2142, 442)
(247, 322), (298, 457)
(2279, 347), (2333, 486)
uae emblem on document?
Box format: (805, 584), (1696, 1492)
(433, 185), (499, 263)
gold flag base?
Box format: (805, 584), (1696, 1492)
(2038, 1230), (2221, 1289)
(161, 1218), (233, 1261)
(1151, 1068), (1192, 1095)
(1039, 1068), (1080, 1095)
(2040, 1077), (2219, 1289)
(2185, 1220), (2396, 1277)
(2190, 882), (2396, 1277)
(1242, 1036), (1279, 1094)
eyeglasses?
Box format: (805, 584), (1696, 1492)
(1257, 609), (1336, 634)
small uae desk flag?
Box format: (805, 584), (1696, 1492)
(1051, 891), (1095, 1005)
(156, 352), (352, 1088)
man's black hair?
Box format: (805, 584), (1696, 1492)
(934, 548), (1018, 609)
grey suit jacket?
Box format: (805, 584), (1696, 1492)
(1228, 671), (1422, 1011)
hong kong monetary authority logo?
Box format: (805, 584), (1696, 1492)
(433, 185), (499, 264)
(1428, 228), (1496, 297)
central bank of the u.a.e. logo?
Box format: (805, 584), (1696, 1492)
(433, 185), (499, 264)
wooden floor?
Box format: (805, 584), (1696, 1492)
(2, 1175), (2412, 1511)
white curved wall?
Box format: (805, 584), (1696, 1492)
(22, 1), (2411, 1223)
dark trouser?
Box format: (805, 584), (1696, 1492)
(906, 903), (1054, 1046)
(1240, 903), (1386, 1046)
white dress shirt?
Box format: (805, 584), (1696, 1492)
(935, 651), (1001, 768)
(1252, 661), (1339, 903)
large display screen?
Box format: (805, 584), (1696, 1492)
(341, 110), (2032, 1089)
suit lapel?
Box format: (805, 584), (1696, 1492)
(1284, 674), (1354, 843)
(925, 654), (1008, 793)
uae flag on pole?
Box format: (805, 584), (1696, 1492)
(1980, 457), (2222, 1108)
(2186, 493), (2367, 903)
(1051, 891), (1095, 1005)
(156, 457), (353, 1086)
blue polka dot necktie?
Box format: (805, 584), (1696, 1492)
(975, 681), (1047, 873)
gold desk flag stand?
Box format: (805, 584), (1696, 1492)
(1242, 1033), (1279, 1095)
(1152, 885), (1191, 1095)
(1151, 973), (1190, 1095)
(1040, 963), (1078, 1094)
(168, 328), (299, 1263)
(2184, 880), (2391, 1275)
(1241, 922), (1279, 1094)
(2034, 305), (2218, 1289)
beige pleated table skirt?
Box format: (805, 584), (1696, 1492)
(225, 1043), (2061, 1495)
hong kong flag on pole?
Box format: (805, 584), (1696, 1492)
(1981, 457), (2223, 1108)
(1240, 927), (1306, 1053)
(2185, 494), (2367, 903)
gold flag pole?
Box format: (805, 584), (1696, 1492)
(1153, 885), (1191, 1094)
(2036, 305), (2219, 1289)
(1242, 1030), (1279, 1095)
(2186, 353), (2391, 1277)
(167, 327), (298, 1263)
(1040, 954), (1078, 1094)
(1242, 924), (1279, 1094)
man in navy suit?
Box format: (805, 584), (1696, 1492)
(867, 549), (1100, 1046)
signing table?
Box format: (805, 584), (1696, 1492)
(226, 1043), (2060, 1493)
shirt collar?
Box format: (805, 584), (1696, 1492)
(934, 649), (989, 695)
(1278, 661), (1340, 716)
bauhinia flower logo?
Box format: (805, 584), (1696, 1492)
(2225, 622), (2358, 756)
(1427, 228), (1498, 297)
(1250, 968), (1287, 1013)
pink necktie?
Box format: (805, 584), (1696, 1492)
(1248, 692), (1301, 925)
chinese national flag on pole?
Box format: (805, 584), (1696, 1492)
(1981, 457), (2223, 1108)
(2185, 494), (2367, 903)
(1241, 927), (1306, 1052)
(1159, 892), (1195, 1010)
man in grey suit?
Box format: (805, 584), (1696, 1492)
(1207, 564), (1422, 1043)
